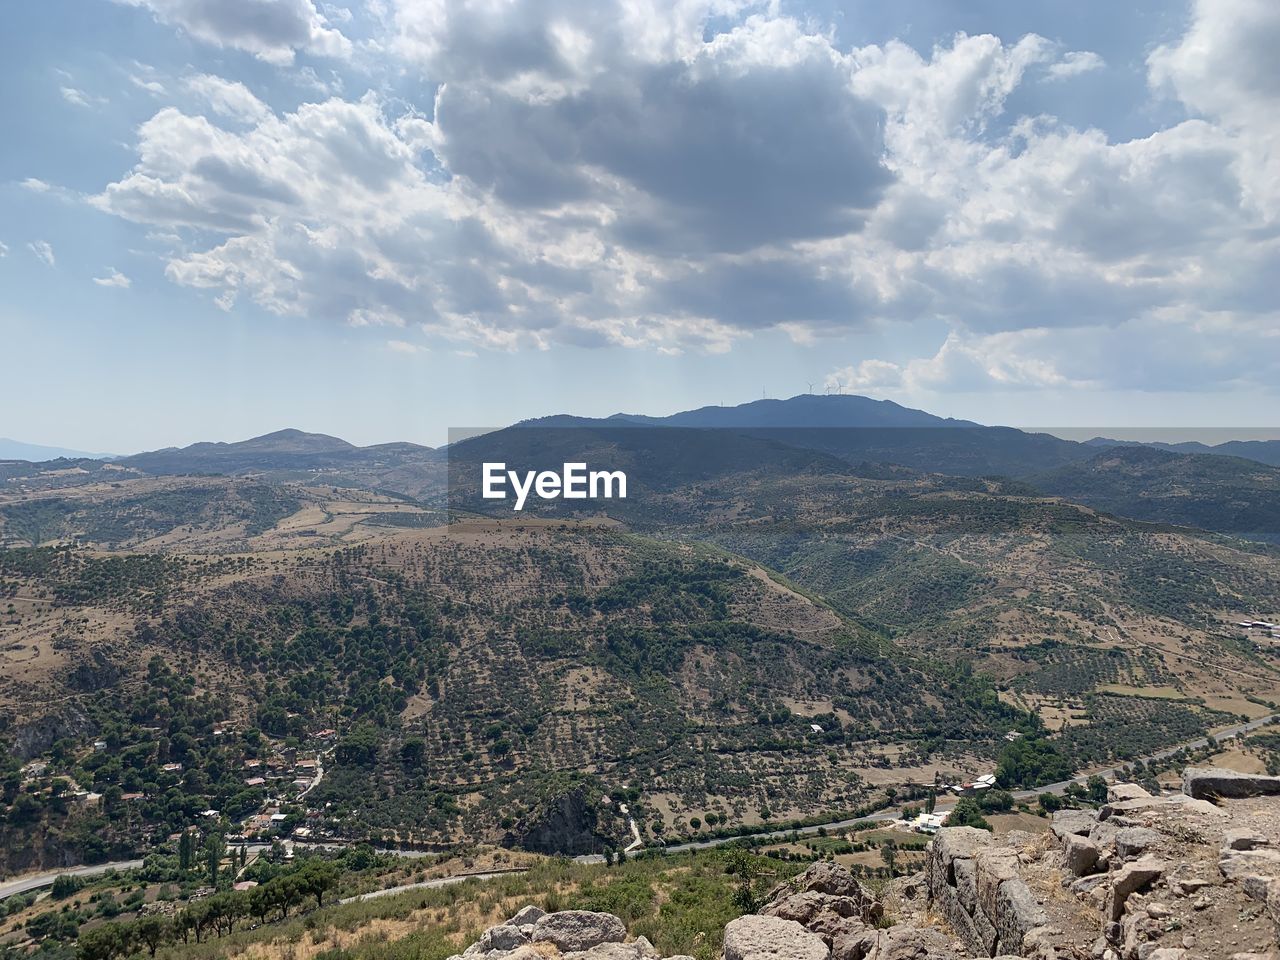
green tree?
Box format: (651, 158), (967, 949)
(133, 915), (171, 957)
(399, 738), (426, 766)
(996, 737), (1073, 789)
(947, 797), (992, 832)
(1087, 775), (1108, 804)
(978, 789), (1014, 813)
(205, 831), (226, 887)
(880, 841), (898, 874)
(51, 874), (85, 899)
(724, 848), (769, 912)
(1038, 792), (1063, 813)
(178, 830), (194, 872)
(297, 860), (341, 909)
(77, 921), (133, 960)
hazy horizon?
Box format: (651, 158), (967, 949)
(7, 391), (1280, 459)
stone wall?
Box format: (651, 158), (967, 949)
(925, 826), (1047, 958)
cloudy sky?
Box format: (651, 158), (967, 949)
(2, 0), (1277, 451)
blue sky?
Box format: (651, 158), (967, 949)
(2, 0), (1278, 453)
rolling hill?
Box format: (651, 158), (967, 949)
(1030, 446), (1280, 542)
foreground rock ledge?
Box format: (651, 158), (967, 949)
(444, 764), (1280, 960)
(1184, 768), (1280, 801)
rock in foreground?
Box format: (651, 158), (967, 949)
(449, 906), (687, 960)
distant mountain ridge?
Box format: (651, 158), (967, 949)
(116, 429), (433, 477)
(509, 394), (1087, 478)
(170, 428), (357, 455)
(8, 395), (1280, 541)
(607, 394), (978, 429)
(1086, 435), (1280, 467)
(0, 438), (114, 461)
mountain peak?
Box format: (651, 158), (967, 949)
(612, 393), (980, 429)
(232, 429), (357, 454)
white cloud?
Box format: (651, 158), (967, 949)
(183, 74), (271, 122)
(94, 268), (133, 288)
(0, 241), (8, 257)
(827, 330), (1083, 395)
(1046, 50), (1104, 80)
(21, 178), (52, 192)
(86, 0), (1280, 386)
(132, 76), (167, 95)
(60, 86), (91, 107)
(28, 241), (56, 267)
(1148, 0), (1280, 213)
(386, 339), (423, 354)
(115, 0), (352, 65)
(349, 308), (406, 328)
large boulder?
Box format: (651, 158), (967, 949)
(1108, 783), (1152, 803)
(566, 942), (663, 959)
(761, 890), (865, 936)
(1223, 829), (1270, 852)
(800, 861), (872, 898)
(1183, 768), (1280, 801)
(508, 905), (545, 926)
(992, 877), (1047, 953)
(1105, 858), (1166, 924)
(764, 861), (882, 925)
(1049, 809), (1097, 841)
(1218, 848), (1280, 883)
(1064, 834), (1102, 877)
(474, 922), (528, 951)
(531, 911), (628, 951)
(723, 915), (830, 960)
(1115, 827), (1162, 860)
(831, 924), (962, 959)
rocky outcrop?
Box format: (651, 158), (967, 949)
(1184, 768), (1280, 801)
(760, 859), (884, 941)
(1031, 776), (1280, 959)
(447, 906), (689, 960)
(7, 705), (91, 760)
(751, 861), (965, 960)
(505, 786), (620, 857)
(446, 766), (1280, 960)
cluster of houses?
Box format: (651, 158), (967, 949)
(944, 773), (998, 795)
(240, 753), (321, 793)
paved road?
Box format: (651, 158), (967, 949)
(0, 843), (425, 901)
(7, 714), (1275, 894)
(0, 860), (146, 901)
(338, 869), (525, 904)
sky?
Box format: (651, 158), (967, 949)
(2, 0), (1278, 453)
